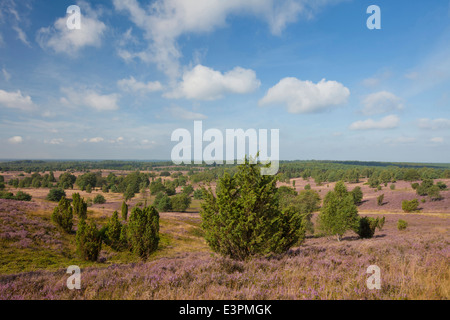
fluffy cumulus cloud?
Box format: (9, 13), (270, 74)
(0, 89), (36, 111)
(61, 88), (119, 111)
(418, 118), (450, 130)
(166, 65), (260, 100)
(259, 77), (350, 114)
(36, 2), (106, 55)
(361, 91), (404, 116)
(166, 105), (207, 120)
(349, 115), (400, 130)
(8, 136), (23, 144)
(113, 0), (341, 78)
(117, 76), (163, 93)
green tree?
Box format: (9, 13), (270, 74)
(200, 158), (306, 260)
(46, 188), (66, 202)
(317, 181), (359, 241)
(51, 197), (73, 233)
(193, 189), (204, 200)
(182, 185), (194, 196)
(72, 193), (87, 219)
(350, 186), (363, 205)
(76, 219), (102, 261)
(170, 193), (191, 212)
(105, 211), (123, 250)
(124, 184), (135, 201)
(58, 172), (76, 189)
(153, 192), (172, 212)
(121, 201), (128, 220)
(93, 194), (106, 204)
(427, 185), (442, 201)
(127, 206), (160, 259)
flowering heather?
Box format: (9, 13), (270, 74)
(0, 199), (63, 250)
(0, 211), (448, 300)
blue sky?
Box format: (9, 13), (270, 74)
(0, 0), (449, 162)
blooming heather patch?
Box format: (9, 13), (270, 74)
(0, 213), (448, 300)
(0, 199), (63, 250)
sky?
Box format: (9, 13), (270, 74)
(0, 0), (449, 162)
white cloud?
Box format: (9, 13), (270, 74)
(418, 118), (450, 130)
(0, 89), (36, 111)
(166, 65), (260, 100)
(349, 115), (400, 130)
(113, 0), (341, 78)
(36, 2), (106, 55)
(117, 76), (163, 93)
(8, 136), (23, 144)
(167, 106), (207, 120)
(61, 88), (120, 111)
(2, 68), (11, 81)
(361, 91), (403, 116)
(84, 137), (104, 143)
(430, 137), (444, 143)
(12, 26), (31, 47)
(109, 136), (125, 144)
(45, 138), (64, 145)
(259, 77), (350, 114)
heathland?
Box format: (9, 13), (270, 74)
(0, 160), (449, 300)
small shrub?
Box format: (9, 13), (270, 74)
(76, 219), (102, 261)
(127, 206), (160, 260)
(72, 193), (87, 219)
(402, 199), (419, 213)
(105, 211), (123, 250)
(421, 198), (426, 203)
(397, 219), (408, 231)
(46, 188), (66, 202)
(356, 216), (385, 239)
(304, 184), (311, 190)
(93, 194), (106, 204)
(436, 181), (447, 190)
(411, 183), (419, 190)
(51, 197), (73, 233)
(377, 194), (384, 206)
(390, 184), (395, 190)
(15, 191), (32, 201)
